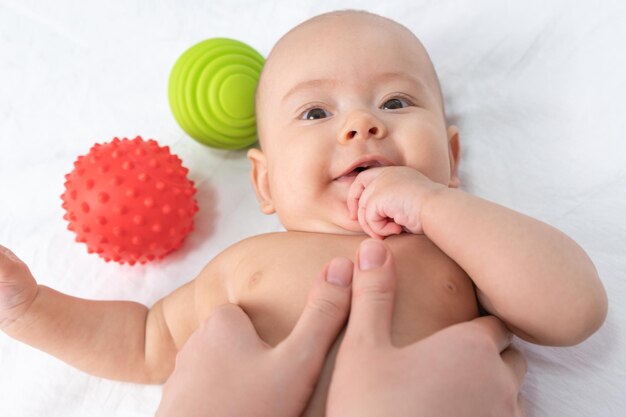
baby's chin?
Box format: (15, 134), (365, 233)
(282, 218), (366, 236)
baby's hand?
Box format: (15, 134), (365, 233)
(0, 245), (38, 330)
(347, 166), (446, 239)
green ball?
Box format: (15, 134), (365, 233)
(168, 38), (265, 150)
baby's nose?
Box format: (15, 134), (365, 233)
(338, 111), (387, 143)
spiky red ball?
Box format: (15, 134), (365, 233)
(61, 136), (199, 265)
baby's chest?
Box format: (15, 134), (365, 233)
(229, 234), (479, 346)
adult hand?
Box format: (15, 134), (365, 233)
(156, 257), (353, 417)
(327, 239), (527, 417)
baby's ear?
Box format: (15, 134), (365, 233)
(447, 125), (461, 188)
(247, 148), (276, 214)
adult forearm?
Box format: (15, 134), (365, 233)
(421, 188), (607, 345)
(3, 285), (161, 382)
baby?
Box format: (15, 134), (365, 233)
(0, 10), (608, 416)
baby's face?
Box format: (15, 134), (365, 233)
(249, 12), (460, 234)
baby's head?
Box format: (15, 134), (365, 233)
(248, 10), (460, 234)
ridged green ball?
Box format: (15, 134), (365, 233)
(168, 38), (265, 149)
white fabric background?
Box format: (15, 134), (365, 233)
(1, 1), (625, 416)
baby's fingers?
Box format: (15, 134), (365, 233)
(347, 181), (366, 221)
(0, 246), (38, 330)
(347, 168), (383, 220)
(0, 246), (23, 275)
(0, 245), (31, 283)
(0, 245), (19, 261)
(357, 206), (383, 240)
(357, 199), (402, 240)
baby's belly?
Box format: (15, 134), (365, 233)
(231, 233), (479, 417)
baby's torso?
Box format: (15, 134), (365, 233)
(197, 232), (479, 416)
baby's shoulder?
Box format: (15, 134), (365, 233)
(202, 231), (347, 279)
(196, 232), (293, 277)
(220, 232), (294, 257)
(220, 231), (336, 256)
(190, 235), (270, 306)
(192, 232), (311, 303)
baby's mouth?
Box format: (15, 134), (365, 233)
(334, 158), (392, 182)
(341, 166), (368, 178)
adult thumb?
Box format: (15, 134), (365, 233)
(279, 257), (353, 362)
(345, 239), (397, 346)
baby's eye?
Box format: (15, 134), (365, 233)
(301, 107), (331, 120)
(381, 97), (410, 110)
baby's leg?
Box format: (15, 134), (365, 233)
(0, 245), (38, 329)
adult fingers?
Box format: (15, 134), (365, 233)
(501, 346), (528, 388)
(466, 315), (513, 353)
(280, 257), (353, 361)
(516, 395), (527, 417)
(344, 239), (397, 346)
(196, 303), (265, 352)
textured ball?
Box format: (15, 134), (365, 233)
(168, 38), (265, 150)
(61, 136), (199, 265)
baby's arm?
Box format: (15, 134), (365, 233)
(0, 245), (227, 383)
(420, 187), (607, 345)
(349, 167), (608, 346)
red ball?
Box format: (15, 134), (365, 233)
(61, 136), (199, 265)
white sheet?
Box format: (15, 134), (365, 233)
(1, 1), (624, 416)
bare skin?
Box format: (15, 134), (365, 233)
(156, 239), (526, 417)
(156, 250), (356, 417)
(0, 10), (608, 417)
(1, 233), (478, 415)
(327, 241), (526, 417)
